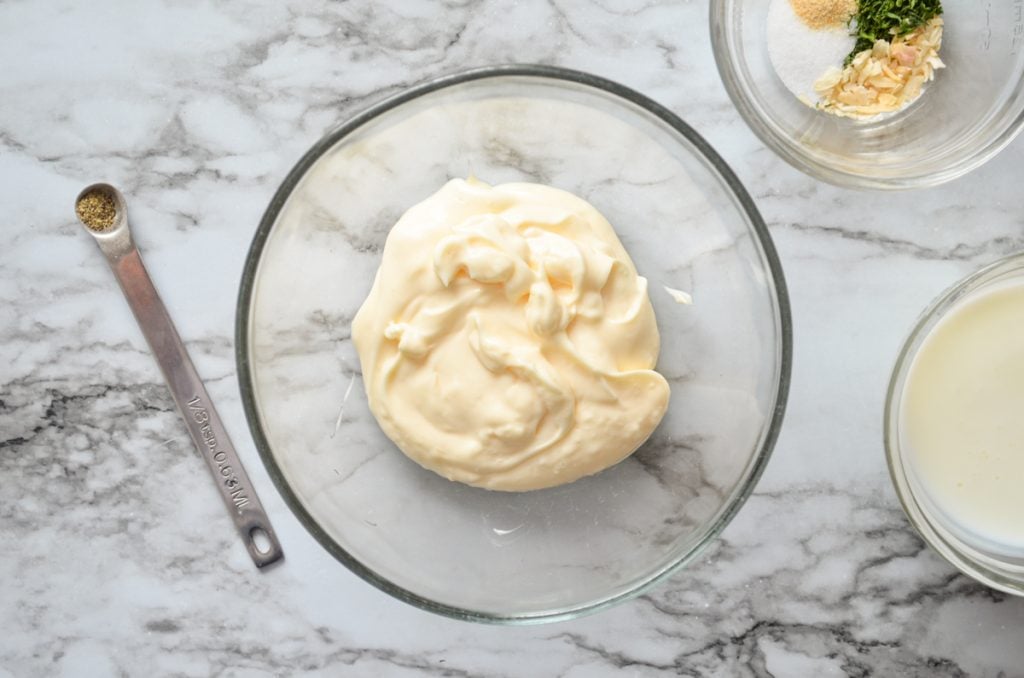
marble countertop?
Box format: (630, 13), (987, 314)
(4, 1), (1024, 676)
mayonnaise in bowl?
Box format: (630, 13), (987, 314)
(352, 178), (670, 492)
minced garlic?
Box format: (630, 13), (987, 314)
(814, 17), (945, 118)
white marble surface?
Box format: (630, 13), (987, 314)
(3, 1), (1024, 676)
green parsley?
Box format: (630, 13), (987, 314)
(846, 0), (944, 64)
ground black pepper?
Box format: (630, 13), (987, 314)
(75, 190), (117, 231)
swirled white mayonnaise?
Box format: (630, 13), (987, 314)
(352, 178), (670, 491)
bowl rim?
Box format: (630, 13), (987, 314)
(235, 63), (794, 624)
(709, 0), (1024, 190)
(884, 252), (1024, 596)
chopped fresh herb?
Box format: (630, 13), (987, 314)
(846, 0), (944, 64)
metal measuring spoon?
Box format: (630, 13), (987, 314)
(75, 183), (283, 568)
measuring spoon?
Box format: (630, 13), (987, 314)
(75, 183), (283, 568)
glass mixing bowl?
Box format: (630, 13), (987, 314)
(711, 1), (1024, 189)
(886, 253), (1024, 596)
(237, 65), (792, 623)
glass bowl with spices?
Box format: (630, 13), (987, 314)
(711, 0), (1024, 189)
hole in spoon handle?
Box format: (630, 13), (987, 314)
(243, 518), (284, 568)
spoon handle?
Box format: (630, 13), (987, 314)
(106, 244), (284, 568)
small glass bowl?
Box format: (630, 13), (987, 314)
(237, 65), (792, 623)
(711, 0), (1024, 189)
(886, 253), (1024, 595)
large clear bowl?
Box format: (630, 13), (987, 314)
(236, 65), (792, 623)
(886, 253), (1024, 596)
(711, 0), (1024, 189)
